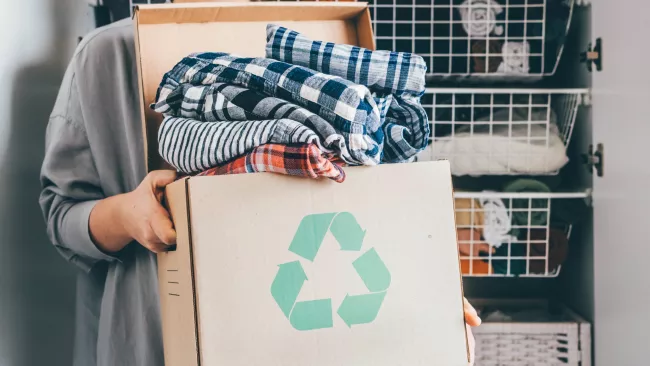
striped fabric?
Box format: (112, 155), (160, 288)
(154, 52), (385, 166)
(152, 82), (359, 165)
(195, 143), (346, 183)
(265, 25), (430, 162)
(158, 117), (322, 174)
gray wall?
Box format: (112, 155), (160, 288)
(0, 1), (94, 365)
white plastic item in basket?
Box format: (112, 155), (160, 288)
(472, 302), (592, 366)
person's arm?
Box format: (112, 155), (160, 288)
(39, 112), (120, 272)
(40, 66), (176, 272)
(39, 112), (178, 270)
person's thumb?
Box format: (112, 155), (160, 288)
(148, 170), (177, 189)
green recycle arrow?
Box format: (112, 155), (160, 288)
(271, 212), (391, 331)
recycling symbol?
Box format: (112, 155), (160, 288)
(271, 212), (391, 331)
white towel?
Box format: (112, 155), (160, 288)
(458, 0), (505, 38)
(479, 196), (517, 248)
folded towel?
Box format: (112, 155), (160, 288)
(428, 124), (569, 175)
(265, 25), (430, 162)
(158, 117), (322, 174)
(196, 143), (346, 183)
(154, 52), (385, 166)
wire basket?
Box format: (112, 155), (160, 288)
(454, 191), (588, 277)
(472, 300), (592, 366)
(256, 0), (575, 80)
(417, 88), (588, 176)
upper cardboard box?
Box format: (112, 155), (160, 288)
(133, 2), (375, 171)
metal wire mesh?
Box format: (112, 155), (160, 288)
(454, 191), (587, 278)
(418, 88), (587, 176)
(258, 0), (575, 79)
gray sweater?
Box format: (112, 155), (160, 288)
(39, 19), (164, 366)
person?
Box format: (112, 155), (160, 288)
(39, 18), (481, 366)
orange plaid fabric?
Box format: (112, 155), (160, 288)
(196, 143), (346, 183)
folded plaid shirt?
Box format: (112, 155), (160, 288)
(266, 25), (430, 162)
(195, 143), (346, 183)
(154, 52), (385, 165)
(266, 24), (427, 97)
(153, 82), (360, 165)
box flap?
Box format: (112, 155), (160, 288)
(133, 2), (374, 171)
(183, 162), (469, 365)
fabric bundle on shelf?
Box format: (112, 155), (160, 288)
(427, 108), (569, 175)
(152, 25), (429, 181)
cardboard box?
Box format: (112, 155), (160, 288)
(133, 2), (469, 365)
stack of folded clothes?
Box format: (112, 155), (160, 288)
(151, 25), (430, 183)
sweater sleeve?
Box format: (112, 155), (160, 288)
(39, 70), (120, 273)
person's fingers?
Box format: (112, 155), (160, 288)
(466, 324), (475, 366)
(148, 170), (177, 190)
(145, 241), (171, 254)
(464, 298), (482, 327)
(150, 206), (177, 246)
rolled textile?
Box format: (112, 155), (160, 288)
(497, 42), (531, 74)
(158, 117), (322, 174)
(479, 195), (517, 248)
(154, 52), (385, 166)
(457, 0), (505, 38)
(265, 24), (430, 163)
(265, 24), (427, 97)
(195, 143), (346, 183)
(503, 178), (552, 227)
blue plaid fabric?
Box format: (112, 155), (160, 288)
(153, 81), (371, 166)
(266, 25), (430, 161)
(155, 52), (384, 165)
(266, 24), (427, 97)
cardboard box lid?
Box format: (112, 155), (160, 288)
(133, 2), (375, 171)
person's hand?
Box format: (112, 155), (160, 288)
(463, 298), (480, 366)
(119, 170), (177, 253)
